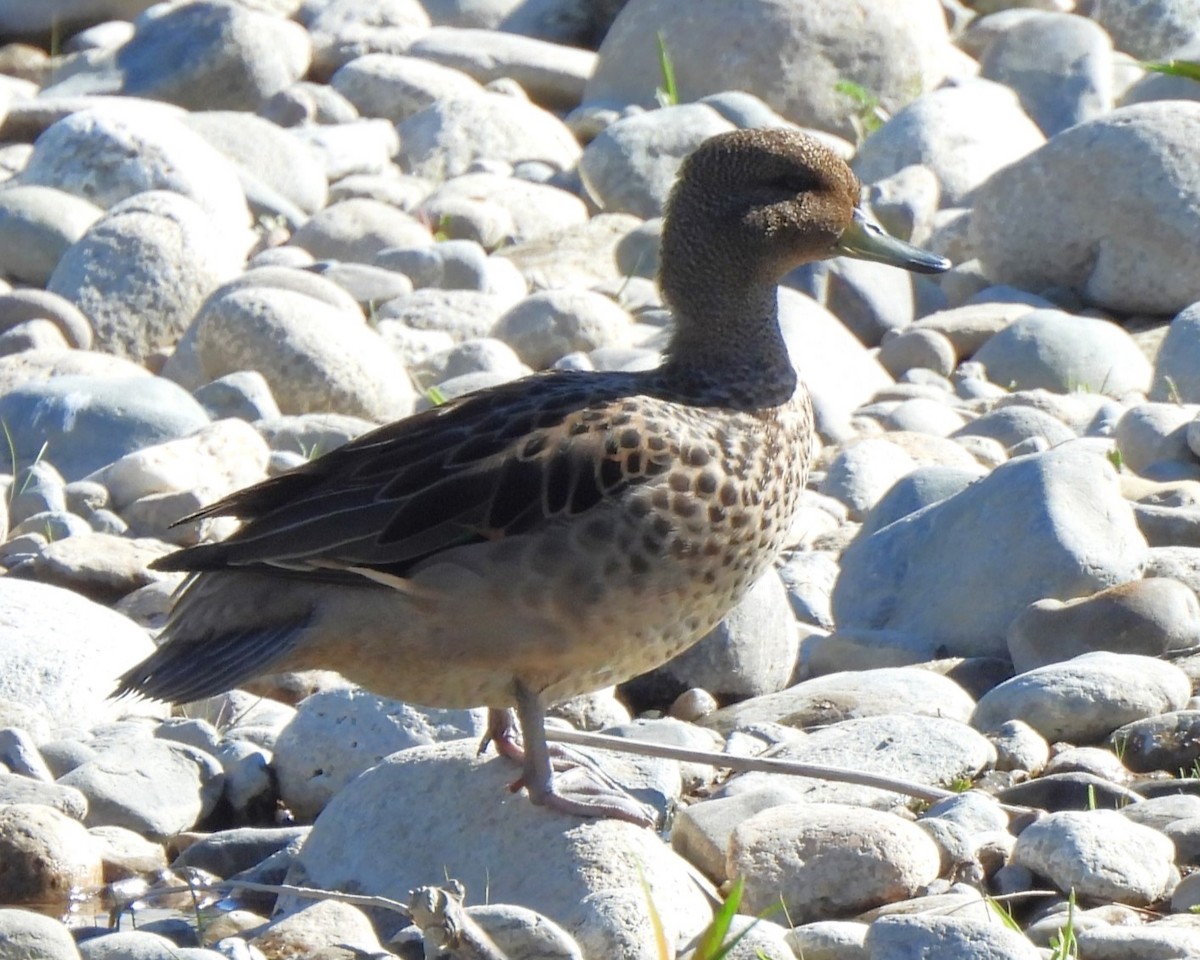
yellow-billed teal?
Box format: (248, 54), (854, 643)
(117, 128), (949, 824)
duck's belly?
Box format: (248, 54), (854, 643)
(324, 473), (800, 709)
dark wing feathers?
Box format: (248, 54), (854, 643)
(153, 371), (676, 579)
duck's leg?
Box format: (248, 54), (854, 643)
(480, 688), (657, 827)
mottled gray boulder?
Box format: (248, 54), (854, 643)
(978, 12), (1113, 137)
(728, 803), (941, 922)
(972, 309), (1152, 398)
(578, 104), (735, 218)
(18, 105), (252, 239)
(971, 102), (1200, 315)
(285, 740), (711, 954)
(832, 444), (1148, 659)
(973, 652), (1191, 743)
(47, 191), (240, 363)
(586, 0), (955, 141)
(854, 79), (1044, 208)
(866, 914), (1041, 960)
(1086, 0), (1200, 59)
(397, 92), (581, 181)
(1012, 809), (1176, 905)
(1007, 578), (1200, 673)
(0, 580), (160, 738)
(1152, 303), (1200, 403)
(0, 373), (210, 481)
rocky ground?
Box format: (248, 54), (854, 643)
(1, 0), (1200, 958)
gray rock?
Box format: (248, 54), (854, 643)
(290, 117), (400, 181)
(0, 372), (210, 481)
(777, 550), (840, 627)
(973, 309), (1152, 398)
(309, 262), (415, 308)
(193, 371), (281, 423)
(172, 826), (309, 878)
(183, 111), (329, 218)
(1111, 711), (1200, 774)
(671, 787), (798, 883)
(728, 803), (941, 922)
(8, 461), (67, 527)
(18, 104), (252, 240)
(1011, 810), (1176, 905)
(0, 772), (88, 820)
(0, 907), (81, 960)
(285, 740), (711, 953)
(578, 103), (736, 219)
(779, 290), (892, 442)
(952, 405), (1077, 452)
(0, 729), (54, 782)
(1007, 578), (1200, 673)
(261, 78), (362, 126)
(419, 172), (588, 247)
(973, 651), (1191, 742)
(178, 282), (416, 420)
(979, 12), (1113, 137)
(857, 465), (982, 538)
(59, 737), (224, 841)
(820, 438), (918, 521)
(1086, 0), (1200, 59)
(865, 914), (1040, 960)
(44, 2), (308, 112)
(408, 26), (595, 112)
(702, 666), (976, 734)
(331, 52), (484, 123)
(273, 688), (486, 820)
(832, 444), (1147, 659)
(1076, 922), (1200, 960)
(493, 288), (631, 369)
(1151, 303), (1200, 403)
(0, 185), (102, 287)
(878, 328), (958, 379)
(78, 930), (206, 959)
(854, 79), (1045, 208)
(723, 714), (995, 810)
(786, 921), (868, 960)
(971, 102), (1200, 315)
(303, 0), (430, 78)
(990, 720), (1050, 774)
(0, 289), (94, 349)
(1116, 403), (1199, 475)
(48, 190), (240, 363)
(289, 198), (432, 264)
(586, 0), (955, 142)
(397, 92), (581, 182)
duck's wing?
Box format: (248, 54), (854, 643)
(153, 371), (676, 579)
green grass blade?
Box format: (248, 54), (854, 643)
(656, 32), (679, 107)
(693, 876), (743, 960)
(637, 866), (670, 960)
(1142, 59), (1200, 81)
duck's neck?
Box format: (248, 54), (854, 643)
(659, 281), (798, 409)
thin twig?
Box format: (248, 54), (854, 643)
(544, 727), (1038, 816)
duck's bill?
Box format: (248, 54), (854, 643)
(834, 208), (951, 274)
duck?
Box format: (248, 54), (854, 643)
(116, 127), (949, 825)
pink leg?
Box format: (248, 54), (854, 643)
(480, 690), (657, 827)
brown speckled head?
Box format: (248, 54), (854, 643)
(659, 128), (861, 313)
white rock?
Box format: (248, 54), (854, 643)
(728, 802), (942, 922)
(973, 651), (1191, 742)
(971, 101), (1200, 315)
(0, 579), (160, 738)
(832, 443), (1148, 659)
(1012, 809), (1176, 905)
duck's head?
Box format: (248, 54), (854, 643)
(659, 127), (949, 318)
